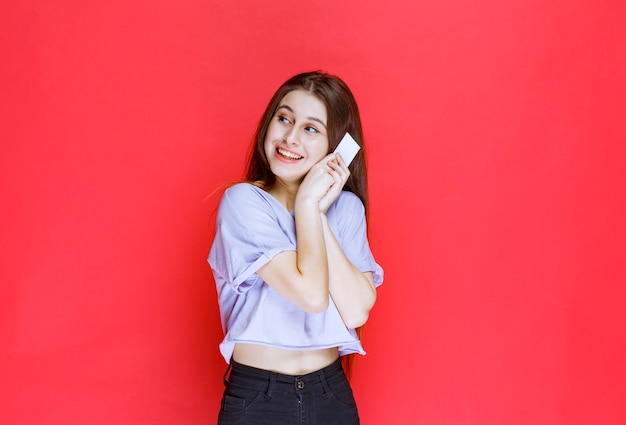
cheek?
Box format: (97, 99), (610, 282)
(264, 142), (274, 161)
(307, 144), (328, 165)
(263, 130), (275, 152)
(318, 139), (330, 156)
(264, 124), (280, 145)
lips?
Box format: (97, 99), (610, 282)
(276, 147), (303, 160)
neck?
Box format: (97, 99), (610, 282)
(265, 179), (300, 212)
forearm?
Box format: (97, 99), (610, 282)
(321, 214), (376, 329)
(293, 197), (330, 311)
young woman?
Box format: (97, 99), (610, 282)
(208, 71), (383, 425)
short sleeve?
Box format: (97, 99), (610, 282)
(329, 192), (384, 287)
(208, 184), (296, 293)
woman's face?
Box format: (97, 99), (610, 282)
(264, 90), (329, 186)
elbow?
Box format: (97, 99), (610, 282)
(343, 310), (370, 329)
(342, 291), (376, 329)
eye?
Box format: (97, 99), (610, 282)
(277, 115), (290, 124)
(304, 126), (319, 134)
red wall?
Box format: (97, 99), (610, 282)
(2, 1), (625, 424)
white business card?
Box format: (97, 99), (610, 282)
(334, 132), (360, 167)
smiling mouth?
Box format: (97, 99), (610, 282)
(277, 147), (303, 160)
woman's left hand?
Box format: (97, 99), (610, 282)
(318, 153), (350, 214)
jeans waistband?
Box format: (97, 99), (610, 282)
(224, 358), (346, 395)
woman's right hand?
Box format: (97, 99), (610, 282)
(297, 153), (349, 214)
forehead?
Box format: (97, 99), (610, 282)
(278, 90), (327, 122)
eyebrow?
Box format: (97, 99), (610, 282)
(277, 104), (327, 129)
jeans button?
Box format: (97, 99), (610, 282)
(297, 380), (305, 389)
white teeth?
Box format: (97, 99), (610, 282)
(277, 148), (303, 160)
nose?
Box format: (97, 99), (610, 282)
(283, 126), (299, 145)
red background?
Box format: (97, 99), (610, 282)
(2, 1), (625, 424)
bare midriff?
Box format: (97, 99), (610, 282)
(232, 343), (339, 375)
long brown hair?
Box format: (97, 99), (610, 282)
(245, 71), (369, 214)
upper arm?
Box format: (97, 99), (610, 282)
(208, 185), (296, 293)
(332, 193), (384, 287)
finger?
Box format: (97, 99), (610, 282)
(328, 159), (349, 183)
(335, 153), (345, 167)
(320, 152), (339, 164)
(332, 153), (350, 175)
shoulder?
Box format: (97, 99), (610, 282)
(218, 183), (284, 228)
(224, 182), (263, 198)
(327, 191), (367, 232)
(334, 190), (365, 214)
(221, 183), (270, 208)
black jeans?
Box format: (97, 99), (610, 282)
(218, 358), (360, 425)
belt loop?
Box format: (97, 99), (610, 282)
(319, 370), (330, 399)
(223, 362), (233, 387)
(265, 372), (276, 400)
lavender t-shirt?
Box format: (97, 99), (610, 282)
(208, 183), (383, 363)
